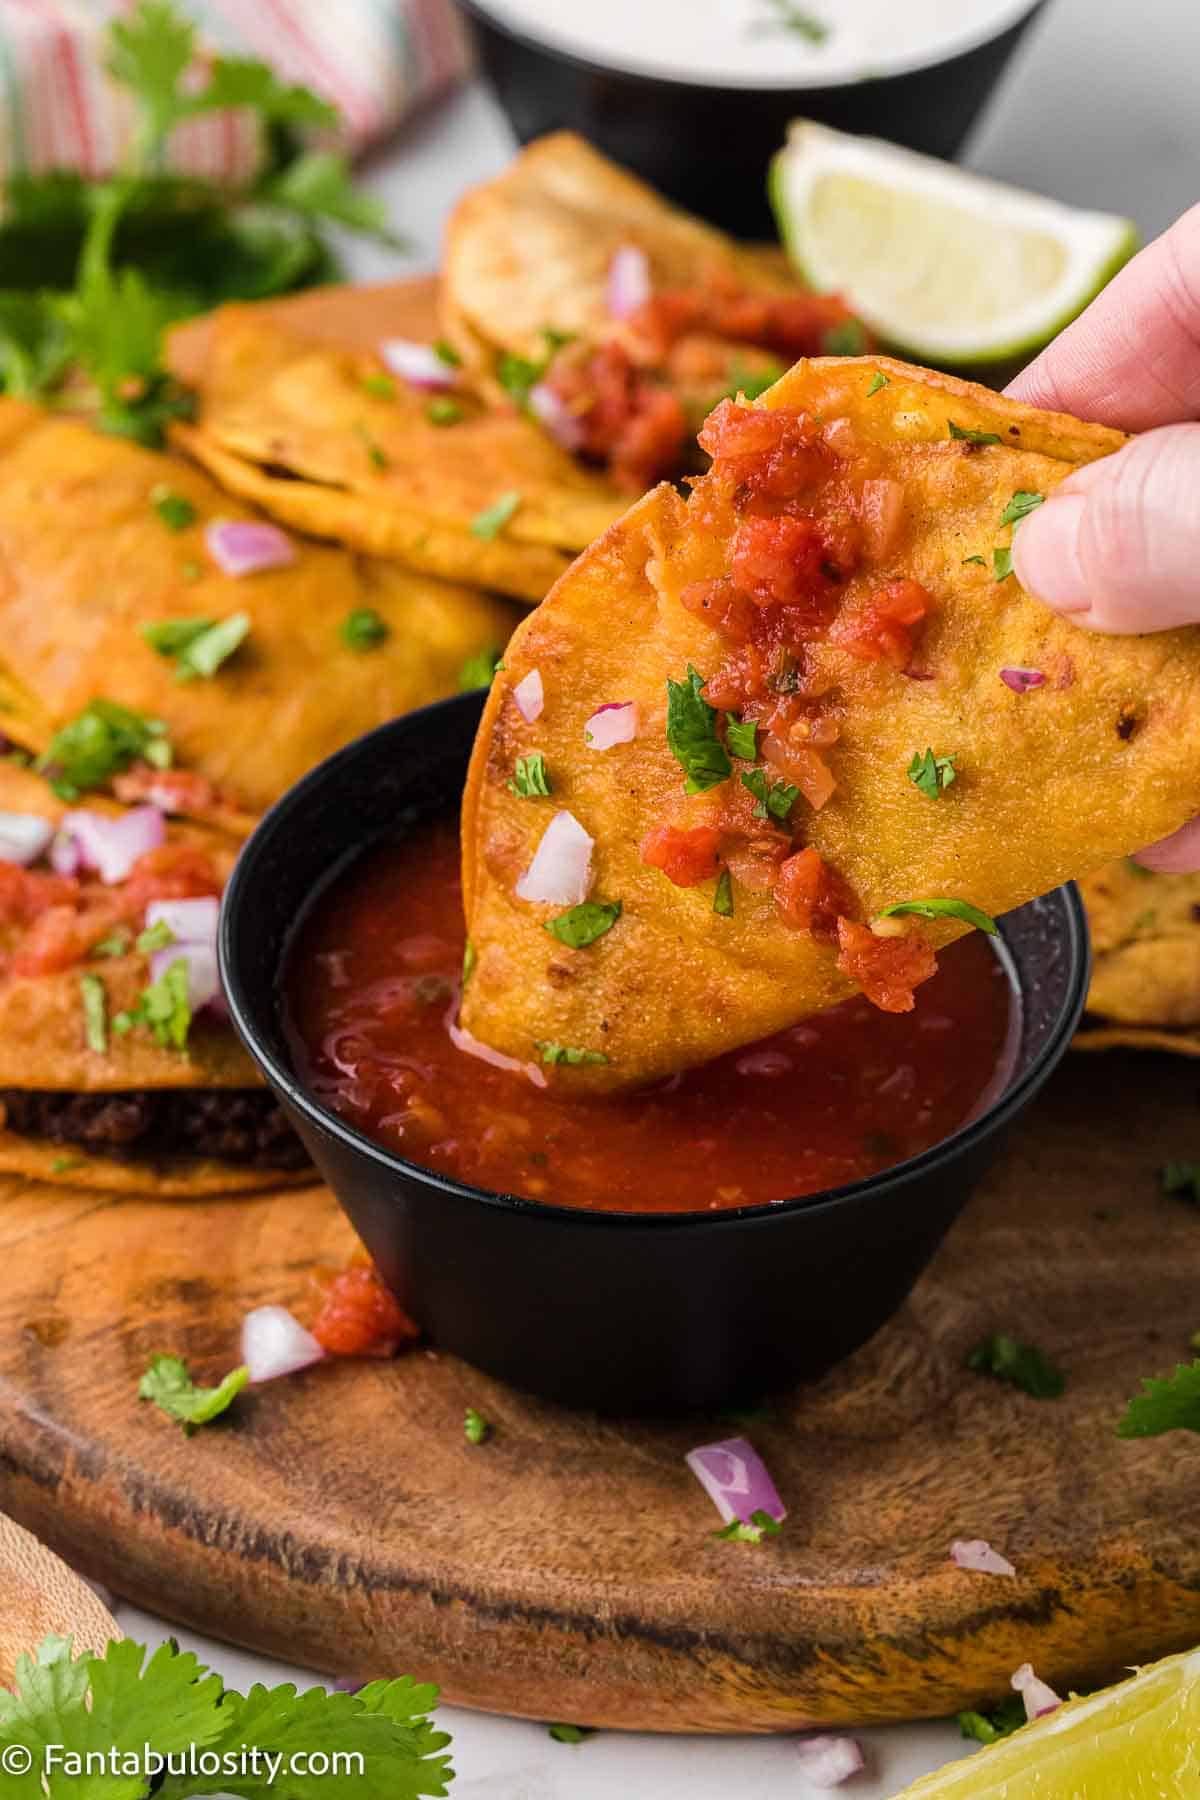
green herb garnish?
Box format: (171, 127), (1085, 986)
(37, 699), (170, 800)
(666, 666), (731, 794)
(724, 714), (758, 761)
(113, 956), (191, 1051)
(363, 372), (396, 400)
(867, 371), (890, 396)
(549, 1724), (594, 1745)
(49, 1155), (84, 1175)
(957, 1696), (1027, 1744)
(91, 930), (132, 959)
(508, 753), (552, 799)
(1162, 1162), (1200, 1203)
(464, 1407), (490, 1446)
(341, 607), (389, 652)
(462, 941), (477, 985)
(138, 1353), (249, 1433)
(135, 919), (176, 953)
(355, 423), (388, 470)
(1118, 1359), (1200, 1438)
(741, 766), (799, 823)
(967, 1333), (1065, 1399)
(823, 319), (867, 355)
(878, 897), (998, 934)
(470, 491), (522, 540)
(433, 339), (461, 368)
(962, 554), (987, 567)
(993, 546), (1014, 582)
(496, 328), (572, 411)
(80, 974), (108, 1054)
(142, 611), (249, 681)
(713, 1509), (783, 1544)
(427, 396), (465, 426)
(722, 358), (784, 403)
(949, 421), (1002, 446)
(906, 747), (958, 799)
(1000, 490), (1045, 528)
(458, 645), (504, 690)
(150, 484), (195, 531)
(713, 869), (734, 917)
(545, 900), (622, 948)
(536, 1042), (609, 1067)
(752, 0), (829, 39)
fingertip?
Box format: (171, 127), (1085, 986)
(1132, 816), (1200, 874)
(1010, 491), (1093, 615)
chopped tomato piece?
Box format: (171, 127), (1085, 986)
(774, 849), (857, 943)
(640, 824), (723, 887)
(631, 286), (862, 362)
(730, 513), (835, 608)
(836, 918), (938, 1013)
(612, 384), (689, 492)
(121, 844), (221, 915)
(699, 401), (831, 503)
(12, 900), (123, 976)
(702, 645), (770, 710)
(680, 578), (759, 643)
(0, 863), (79, 928)
(310, 1262), (419, 1358)
(830, 579), (932, 670)
(547, 343), (687, 491)
(114, 764), (221, 817)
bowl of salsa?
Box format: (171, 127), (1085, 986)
(220, 692), (1088, 1414)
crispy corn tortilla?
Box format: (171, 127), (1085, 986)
(461, 355), (1200, 1091)
(0, 400), (518, 817)
(442, 131), (795, 376)
(0, 1132), (313, 1197)
(174, 310), (623, 603)
(1074, 859), (1200, 1055)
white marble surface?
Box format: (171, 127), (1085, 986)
(123, 1), (1200, 1791)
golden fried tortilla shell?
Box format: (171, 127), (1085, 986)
(462, 357), (1200, 1090)
(1073, 859), (1200, 1052)
(442, 131), (795, 369)
(0, 1131), (314, 1197)
(0, 403), (517, 814)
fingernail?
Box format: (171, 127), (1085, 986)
(1010, 491), (1091, 613)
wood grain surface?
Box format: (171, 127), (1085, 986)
(1, 1051), (1199, 1733)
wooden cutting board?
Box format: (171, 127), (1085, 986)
(2, 1050), (1200, 1734)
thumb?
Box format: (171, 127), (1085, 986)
(1012, 424), (1200, 633)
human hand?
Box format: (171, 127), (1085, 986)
(1006, 201), (1200, 870)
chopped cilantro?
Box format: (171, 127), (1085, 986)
(713, 1509), (783, 1544)
(967, 1333), (1065, 1399)
(867, 371), (890, 396)
(713, 869), (734, 917)
(949, 421), (1002, 446)
(906, 747), (958, 799)
(666, 667), (732, 794)
(141, 616), (212, 656)
(49, 1155), (83, 1174)
(433, 339), (461, 368)
(957, 1696), (1026, 1744)
(496, 329), (572, 411)
(878, 897), (998, 935)
(341, 607), (389, 651)
(549, 1724), (593, 1745)
(150, 484), (196, 531)
(1000, 490), (1045, 528)
(458, 644), (504, 690)
(508, 753), (552, 799)
(113, 957), (191, 1051)
(135, 919), (176, 953)
(471, 491), (522, 540)
(91, 929), (132, 959)
(142, 611), (249, 681)
(823, 319), (867, 355)
(536, 1041), (609, 1067)
(462, 941), (477, 985)
(464, 1407), (490, 1445)
(355, 423), (389, 470)
(722, 358), (784, 403)
(1118, 1359), (1200, 1438)
(427, 396), (465, 426)
(1161, 1162), (1200, 1203)
(139, 1353), (248, 1433)
(993, 546), (1014, 582)
(725, 714), (759, 761)
(741, 766), (799, 822)
(80, 974), (108, 1054)
(363, 372), (396, 400)
(545, 899), (622, 948)
(962, 554), (987, 567)
(37, 699), (171, 800)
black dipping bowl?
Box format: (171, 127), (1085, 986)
(458, 1), (1047, 236)
(221, 693), (1088, 1416)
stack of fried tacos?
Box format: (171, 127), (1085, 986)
(0, 765), (307, 1194)
(1076, 860), (1200, 1055)
(460, 356), (1200, 1091)
(0, 400), (518, 821)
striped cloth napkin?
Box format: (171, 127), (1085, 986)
(0, 0), (471, 183)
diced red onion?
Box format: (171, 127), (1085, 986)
(1010, 1662), (1062, 1720)
(512, 668), (544, 723)
(794, 1736), (865, 1787)
(447, 1017), (548, 1089)
(736, 1049), (793, 1078)
(0, 812), (54, 866)
(685, 1436), (786, 1527)
(1000, 667), (1046, 693)
(584, 702), (637, 750)
(607, 243), (652, 319)
(145, 896), (219, 947)
(379, 338), (456, 391)
(151, 942), (221, 1015)
(242, 1304), (325, 1384)
(529, 381), (585, 451)
(59, 805), (165, 885)
(515, 810), (594, 906)
(205, 518), (295, 577)
(950, 1538), (1016, 1577)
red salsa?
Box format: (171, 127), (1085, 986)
(285, 820), (1018, 1216)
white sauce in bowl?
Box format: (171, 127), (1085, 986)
(470, 0), (1041, 90)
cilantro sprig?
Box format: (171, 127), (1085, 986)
(139, 1353), (248, 1432)
(666, 667), (731, 794)
(967, 1333), (1065, 1400)
(114, 957), (192, 1050)
(536, 1042), (609, 1067)
(741, 767), (798, 823)
(1118, 1359), (1200, 1438)
(906, 747), (958, 799)
(957, 1696), (1027, 1744)
(142, 611), (250, 681)
(544, 900), (621, 948)
(38, 699), (171, 800)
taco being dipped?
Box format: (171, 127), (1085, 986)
(461, 356), (1200, 1092)
(0, 765), (307, 1195)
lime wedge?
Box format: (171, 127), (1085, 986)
(770, 122), (1138, 367)
(898, 1648), (1200, 1797)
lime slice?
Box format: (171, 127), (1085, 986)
(770, 122), (1138, 367)
(898, 1648), (1200, 1797)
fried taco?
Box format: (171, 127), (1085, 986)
(461, 356), (1200, 1092)
(0, 400), (518, 820)
(0, 764), (308, 1194)
(1075, 859), (1200, 1056)
(442, 132), (866, 489)
(173, 309), (624, 604)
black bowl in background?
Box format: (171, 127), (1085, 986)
(220, 693), (1089, 1416)
(456, 0), (1047, 236)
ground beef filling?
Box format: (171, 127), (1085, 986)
(0, 1087), (310, 1170)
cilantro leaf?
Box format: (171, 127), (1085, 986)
(878, 897), (998, 935)
(106, 1), (197, 163)
(79, 973), (108, 1054)
(1118, 1359), (1200, 1438)
(1000, 490), (1045, 528)
(260, 152), (396, 245)
(741, 766), (799, 822)
(91, 930), (132, 959)
(471, 491), (522, 540)
(0, 293), (74, 397)
(427, 397), (464, 426)
(151, 484), (196, 531)
(906, 747), (958, 799)
(536, 1041), (609, 1067)
(496, 330), (569, 410)
(508, 753), (552, 799)
(713, 1509), (783, 1544)
(962, 554), (987, 566)
(136, 920), (176, 953)
(458, 645), (504, 690)
(364, 373), (396, 400)
(666, 667), (731, 794)
(1161, 1161), (1200, 1204)
(186, 60), (336, 132)
(38, 699), (171, 800)
(113, 957), (191, 1050)
(549, 1723), (593, 1744)
(464, 1407), (490, 1445)
(967, 1333), (1065, 1399)
(867, 370), (890, 396)
(341, 608), (389, 652)
(713, 869), (734, 916)
(544, 900), (622, 948)
(724, 714), (758, 760)
(993, 546), (1014, 582)
(139, 1353), (249, 1431)
(143, 612), (249, 680)
(753, 0), (829, 41)
(949, 420), (1002, 446)
(462, 941), (477, 985)
(722, 358), (784, 404)
(957, 1695), (1026, 1743)
(433, 340), (462, 369)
